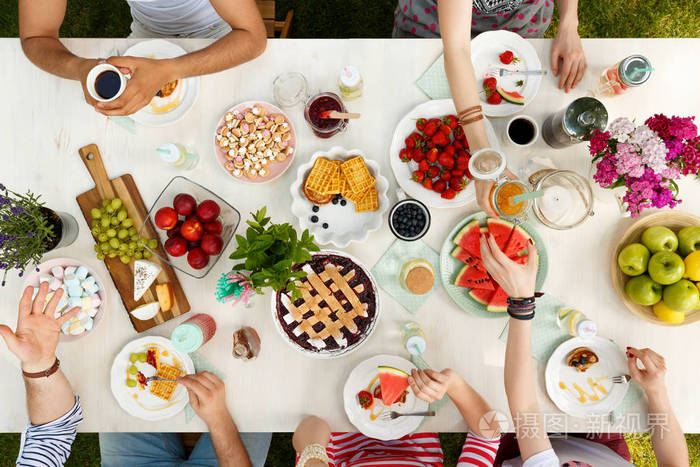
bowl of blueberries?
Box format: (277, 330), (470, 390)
(388, 197), (431, 241)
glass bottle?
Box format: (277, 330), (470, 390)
(232, 326), (261, 360)
(157, 143), (198, 170)
(594, 55), (652, 97)
(338, 65), (363, 100)
(402, 321), (426, 356)
(557, 308), (597, 337)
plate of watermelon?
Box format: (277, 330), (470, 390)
(343, 354), (428, 441)
(439, 213), (548, 318)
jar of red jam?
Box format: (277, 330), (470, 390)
(304, 92), (348, 138)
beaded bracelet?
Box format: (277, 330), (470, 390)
(507, 293), (543, 320)
(298, 443), (329, 467)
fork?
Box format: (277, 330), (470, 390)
(145, 375), (178, 384)
(380, 410), (436, 421)
(493, 68), (548, 77)
(611, 375), (631, 384)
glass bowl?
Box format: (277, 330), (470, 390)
(139, 176), (240, 279)
(531, 169), (593, 230)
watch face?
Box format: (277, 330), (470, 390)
(275, 253), (378, 355)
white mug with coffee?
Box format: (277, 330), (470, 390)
(503, 114), (539, 148)
(86, 63), (129, 102)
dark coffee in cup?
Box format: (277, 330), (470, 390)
(95, 70), (122, 99)
(508, 117), (536, 145)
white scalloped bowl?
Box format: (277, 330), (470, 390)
(290, 147), (389, 248)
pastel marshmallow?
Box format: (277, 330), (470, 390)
(61, 321), (70, 333)
(81, 277), (96, 289)
(49, 278), (63, 291)
(84, 283), (99, 295)
(56, 296), (68, 311)
(51, 267), (64, 279)
(63, 277), (80, 288)
(67, 284), (83, 297)
(68, 297), (82, 309)
(77, 310), (88, 321)
(89, 294), (101, 308)
(76, 266), (89, 280)
(81, 297), (93, 310)
(87, 308), (98, 318)
(64, 266), (77, 278)
(81, 317), (94, 331)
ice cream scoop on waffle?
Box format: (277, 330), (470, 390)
(150, 363), (183, 401)
(303, 156), (378, 212)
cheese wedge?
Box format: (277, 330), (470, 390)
(133, 260), (162, 301)
(130, 302), (161, 321)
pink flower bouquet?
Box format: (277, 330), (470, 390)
(589, 114), (699, 217)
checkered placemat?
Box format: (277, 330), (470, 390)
(416, 53), (452, 100)
(371, 239), (440, 314)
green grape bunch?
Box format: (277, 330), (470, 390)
(90, 198), (159, 264)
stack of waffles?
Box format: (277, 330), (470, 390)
(150, 363), (183, 401)
(303, 156), (378, 212)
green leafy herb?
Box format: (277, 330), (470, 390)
(516, 80), (524, 87)
(229, 206), (319, 300)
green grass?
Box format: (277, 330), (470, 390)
(0, 0), (698, 465)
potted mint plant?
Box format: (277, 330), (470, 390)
(0, 184), (78, 286)
(227, 206), (319, 300)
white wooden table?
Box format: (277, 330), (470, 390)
(0, 38), (698, 433)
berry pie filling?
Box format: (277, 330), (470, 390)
(276, 254), (377, 353)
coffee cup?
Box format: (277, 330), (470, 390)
(503, 114), (539, 148)
(86, 63), (129, 102)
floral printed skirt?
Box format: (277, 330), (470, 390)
(393, 0), (554, 39)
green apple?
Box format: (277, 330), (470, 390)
(678, 226), (700, 256)
(618, 243), (650, 276)
(648, 251), (685, 285)
(663, 279), (700, 312)
(625, 274), (662, 306)
(641, 226), (678, 253)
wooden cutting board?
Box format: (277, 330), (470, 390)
(75, 144), (190, 332)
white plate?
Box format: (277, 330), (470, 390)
(213, 101), (296, 184)
(343, 354), (428, 441)
(110, 336), (194, 421)
(23, 258), (108, 342)
(270, 250), (381, 359)
(545, 336), (629, 419)
(471, 30), (543, 117)
(389, 99), (499, 209)
(123, 39), (200, 127)
(290, 147), (389, 247)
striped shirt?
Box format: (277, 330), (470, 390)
(16, 397), (82, 467)
(314, 432), (500, 467)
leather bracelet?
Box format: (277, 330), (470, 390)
(22, 357), (60, 379)
(457, 105), (482, 119)
(460, 114), (484, 126)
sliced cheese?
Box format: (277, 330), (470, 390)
(133, 260), (162, 301)
(130, 302), (161, 321)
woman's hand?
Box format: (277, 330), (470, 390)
(408, 368), (459, 403)
(550, 22), (587, 93)
(626, 347), (668, 396)
(479, 231), (537, 299)
(475, 168), (518, 218)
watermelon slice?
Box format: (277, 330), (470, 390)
(469, 287), (496, 305)
(453, 220), (481, 258)
(377, 366), (409, 406)
(503, 225), (533, 258)
(487, 286), (509, 312)
(450, 246), (485, 271)
(487, 218), (514, 251)
(454, 264), (494, 290)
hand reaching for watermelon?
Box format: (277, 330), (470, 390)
(408, 368), (457, 403)
(475, 168), (518, 218)
(479, 231), (537, 299)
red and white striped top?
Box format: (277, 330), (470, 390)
(303, 431), (500, 467)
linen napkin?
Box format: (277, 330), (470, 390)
(498, 295), (644, 424)
(184, 352), (227, 423)
(416, 54), (452, 100)
(371, 239), (440, 314)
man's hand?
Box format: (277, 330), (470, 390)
(178, 372), (232, 429)
(0, 283), (80, 373)
(627, 347), (668, 396)
(550, 22), (586, 93)
(479, 231), (538, 299)
(95, 56), (177, 116)
(408, 369), (459, 403)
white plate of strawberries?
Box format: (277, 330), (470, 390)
(389, 99), (500, 209)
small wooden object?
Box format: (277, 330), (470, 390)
(75, 144), (191, 332)
(611, 211), (700, 326)
(318, 110), (361, 120)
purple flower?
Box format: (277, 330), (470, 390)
(18, 271), (23, 277)
(0, 184), (5, 191)
(593, 153), (620, 187)
(588, 129), (611, 155)
(0, 197), (9, 206)
(26, 232), (34, 238)
(1, 215), (7, 221)
(10, 206), (24, 215)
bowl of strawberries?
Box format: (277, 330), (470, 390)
(389, 99), (500, 208)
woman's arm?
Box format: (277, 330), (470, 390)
(626, 347), (689, 467)
(479, 232), (552, 460)
(438, 0), (499, 217)
(409, 369), (500, 438)
(551, 0), (586, 92)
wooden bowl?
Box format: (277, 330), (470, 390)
(611, 211), (700, 326)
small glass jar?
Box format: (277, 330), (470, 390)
(557, 308), (597, 337)
(595, 55), (652, 97)
(272, 72), (309, 108)
(232, 326), (261, 360)
(304, 92), (348, 138)
(338, 65), (363, 100)
(157, 143), (198, 170)
(402, 321), (426, 356)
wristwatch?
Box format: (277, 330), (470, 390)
(22, 357), (60, 379)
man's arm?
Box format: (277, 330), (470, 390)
(178, 372), (251, 467)
(626, 347), (689, 467)
(99, 0), (267, 116)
